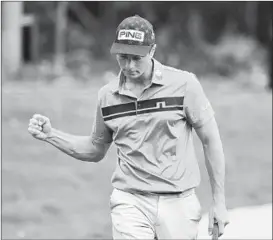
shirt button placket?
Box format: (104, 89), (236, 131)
(135, 101), (138, 116)
(135, 101), (141, 116)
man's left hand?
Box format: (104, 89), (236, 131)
(208, 202), (229, 237)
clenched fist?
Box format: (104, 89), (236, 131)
(28, 114), (52, 140)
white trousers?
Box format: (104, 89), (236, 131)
(110, 188), (202, 239)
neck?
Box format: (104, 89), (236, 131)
(127, 59), (153, 85)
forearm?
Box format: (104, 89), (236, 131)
(203, 138), (226, 204)
(45, 128), (109, 162)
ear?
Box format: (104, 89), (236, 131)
(149, 44), (157, 58)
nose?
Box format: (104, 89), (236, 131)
(125, 59), (135, 69)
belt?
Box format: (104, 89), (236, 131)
(150, 188), (195, 196)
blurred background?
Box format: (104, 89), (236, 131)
(1, 1), (272, 239)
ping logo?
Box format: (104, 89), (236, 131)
(118, 30), (145, 42)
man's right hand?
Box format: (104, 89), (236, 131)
(28, 114), (52, 140)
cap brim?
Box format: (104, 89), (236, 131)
(110, 43), (151, 57)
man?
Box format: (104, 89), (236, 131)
(28, 15), (229, 239)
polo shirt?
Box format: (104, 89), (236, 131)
(91, 59), (214, 193)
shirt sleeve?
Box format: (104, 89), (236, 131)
(90, 93), (113, 144)
(184, 73), (215, 129)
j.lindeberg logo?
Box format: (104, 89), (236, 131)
(118, 30), (145, 42)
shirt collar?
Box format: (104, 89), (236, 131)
(112, 58), (165, 94)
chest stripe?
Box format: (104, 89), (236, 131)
(102, 97), (184, 121)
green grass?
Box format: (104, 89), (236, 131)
(2, 76), (272, 239)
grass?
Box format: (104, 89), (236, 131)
(2, 74), (272, 239)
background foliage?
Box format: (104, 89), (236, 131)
(17, 1), (271, 87)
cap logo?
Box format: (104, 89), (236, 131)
(118, 30), (145, 42)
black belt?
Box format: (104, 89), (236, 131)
(150, 188), (194, 196)
(151, 191), (183, 195)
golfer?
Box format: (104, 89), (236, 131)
(28, 15), (229, 239)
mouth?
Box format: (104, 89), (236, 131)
(126, 71), (138, 76)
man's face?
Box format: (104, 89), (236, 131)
(116, 53), (151, 79)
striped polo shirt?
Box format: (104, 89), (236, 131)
(91, 59), (214, 193)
